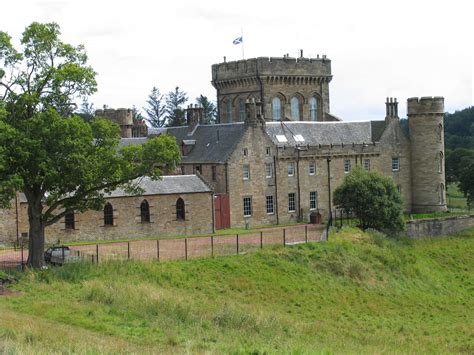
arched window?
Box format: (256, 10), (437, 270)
(291, 97), (300, 120)
(437, 123), (443, 141)
(272, 97), (281, 121)
(176, 198), (185, 220)
(239, 99), (245, 121)
(226, 100), (233, 123)
(104, 203), (114, 226)
(439, 183), (445, 205)
(438, 151), (444, 173)
(140, 200), (150, 223)
(309, 97), (318, 121)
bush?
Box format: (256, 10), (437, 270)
(333, 167), (405, 233)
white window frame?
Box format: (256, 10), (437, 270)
(243, 197), (252, 217)
(392, 157), (400, 172)
(265, 163), (273, 178)
(309, 191), (317, 210)
(266, 195), (274, 215)
(243, 164), (250, 180)
(288, 193), (296, 212)
(344, 159), (351, 174)
(288, 162), (295, 176)
(309, 162), (316, 175)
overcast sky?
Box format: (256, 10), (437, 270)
(2, 0), (473, 121)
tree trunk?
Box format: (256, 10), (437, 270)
(27, 200), (46, 268)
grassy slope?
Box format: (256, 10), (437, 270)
(1, 228), (473, 354)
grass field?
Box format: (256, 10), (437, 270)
(447, 183), (470, 210)
(1, 228), (473, 353)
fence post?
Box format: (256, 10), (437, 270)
(211, 236), (214, 257)
(96, 244), (99, 264)
(260, 231), (263, 249)
(305, 225), (308, 243)
(128, 241), (130, 260)
(62, 245), (65, 264)
(283, 228), (286, 246)
(91, 254), (94, 264)
(340, 210), (343, 227)
(21, 245), (24, 270)
(236, 234), (239, 255)
(157, 239), (160, 261)
(185, 238), (188, 260)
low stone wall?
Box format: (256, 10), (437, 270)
(405, 214), (474, 238)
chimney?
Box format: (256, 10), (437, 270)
(186, 104), (199, 135)
(245, 98), (265, 128)
(385, 97), (399, 122)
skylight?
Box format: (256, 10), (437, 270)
(293, 134), (305, 142)
(275, 135), (288, 143)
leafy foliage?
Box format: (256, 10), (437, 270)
(196, 95), (217, 124)
(144, 87), (166, 127)
(76, 96), (95, 122)
(444, 106), (474, 150)
(165, 86), (188, 127)
(333, 167), (405, 232)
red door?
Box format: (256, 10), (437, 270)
(215, 194), (230, 229)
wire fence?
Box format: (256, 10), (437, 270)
(1, 224), (325, 270)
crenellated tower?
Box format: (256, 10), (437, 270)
(408, 96), (447, 213)
(95, 108), (133, 138)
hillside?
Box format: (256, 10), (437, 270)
(1, 228), (473, 353)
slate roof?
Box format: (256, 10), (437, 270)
(119, 137), (148, 147)
(106, 175), (212, 198)
(264, 121), (386, 146)
(166, 123), (246, 163)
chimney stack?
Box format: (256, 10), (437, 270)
(385, 97), (399, 122)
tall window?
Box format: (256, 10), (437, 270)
(65, 212), (75, 230)
(392, 157), (400, 171)
(239, 99), (245, 121)
(309, 162), (316, 175)
(290, 97), (300, 120)
(288, 193), (296, 212)
(438, 151), (444, 173)
(266, 147), (271, 156)
(243, 164), (250, 180)
(226, 100), (233, 123)
(176, 198), (185, 220)
(140, 200), (150, 223)
(272, 97), (281, 121)
(104, 203), (114, 226)
(439, 183), (445, 205)
(266, 195), (274, 214)
(309, 97), (318, 121)
(212, 165), (217, 181)
(264, 163), (272, 178)
(437, 123), (443, 142)
(243, 197), (252, 217)
(344, 159), (351, 173)
(363, 159), (370, 170)
(288, 162), (295, 176)
(310, 191), (318, 210)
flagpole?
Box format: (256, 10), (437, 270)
(241, 27), (244, 59)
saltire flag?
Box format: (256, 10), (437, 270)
(233, 36), (243, 45)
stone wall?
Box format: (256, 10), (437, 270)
(406, 215), (474, 238)
(17, 192), (214, 244)
(180, 163), (227, 194)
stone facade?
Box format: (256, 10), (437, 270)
(406, 215), (474, 238)
(95, 108), (148, 138)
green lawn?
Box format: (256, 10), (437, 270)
(447, 183), (469, 210)
(1, 228), (473, 353)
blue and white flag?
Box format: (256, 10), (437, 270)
(233, 36), (243, 45)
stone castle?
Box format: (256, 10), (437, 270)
(0, 53), (447, 245)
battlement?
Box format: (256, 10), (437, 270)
(407, 96), (444, 115)
(95, 108), (133, 126)
(212, 55), (331, 81)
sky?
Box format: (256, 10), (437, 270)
(2, 0), (473, 121)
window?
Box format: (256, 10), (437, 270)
(65, 212), (75, 230)
(439, 183), (445, 205)
(265, 163), (273, 178)
(180, 165), (185, 175)
(344, 159), (351, 173)
(309, 97), (318, 121)
(290, 97), (300, 120)
(392, 157), (400, 171)
(437, 123), (443, 141)
(243, 164), (250, 180)
(309, 162), (316, 175)
(438, 151), (443, 173)
(194, 165), (202, 174)
(266, 147), (271, 156)
(272, 97), (281, 121)
(310, 191), (318, 210)
(363, 159), (370, 171)
(288, 162), (295, 176)
(288, 193), (296, 212)
(104, 203), (114, 226)
(239, 99), (246, 121)
(276, 135), (288, 143)
(140, 200), (150, 223)
(243, 197), (252, 217)
(266, 195), (274, 214)
(212, 165), (217, 181)
(226, 100), (233, 122)
(293, 134), (304, 143)
(243, 148), (248, 156)
(176, 198), (185, 220)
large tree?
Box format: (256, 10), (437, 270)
(0, 23), (180, 268)
(196, 95), (217, 124)
(165, 86), (188, 127)
(333, 167), (405, 233)
(144, 86), (166, 127)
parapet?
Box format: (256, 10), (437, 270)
(212, 56), (331, 81)
(407, 97), (444, 115)
(95, 108), (133, 126)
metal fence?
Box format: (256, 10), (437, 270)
(1, 224), (324, 270)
